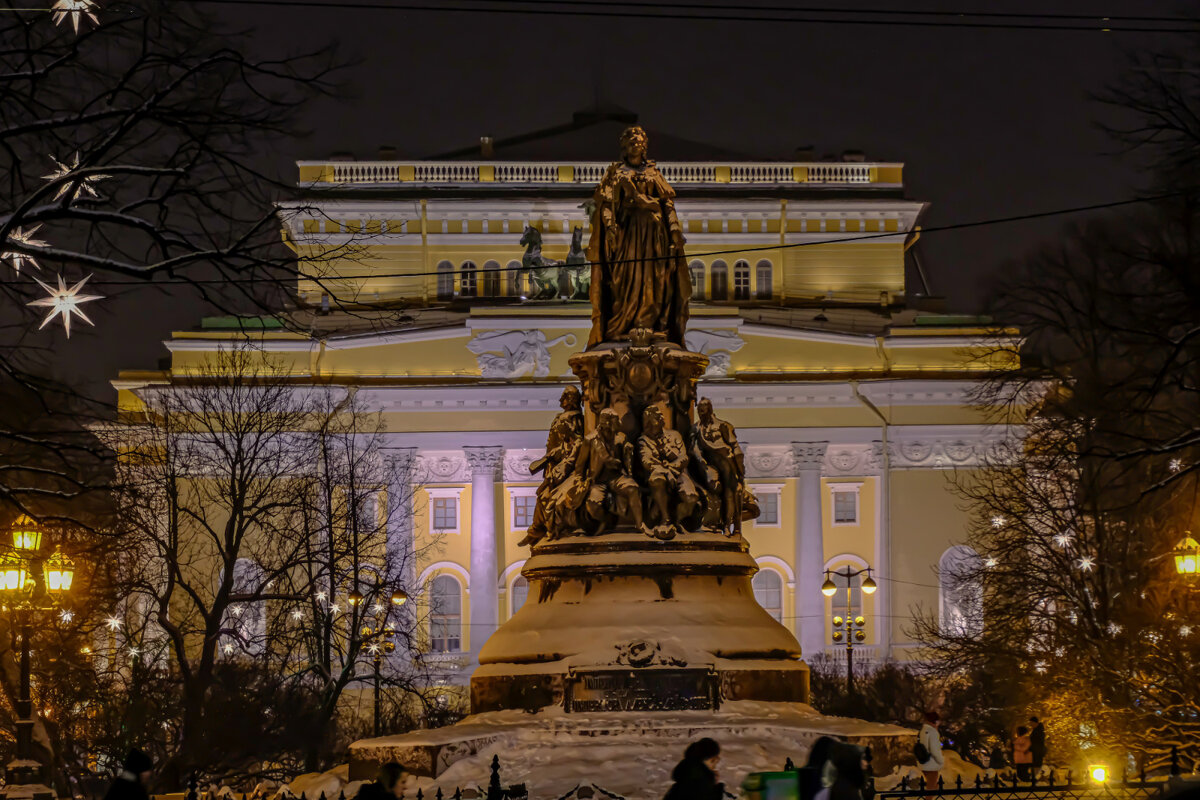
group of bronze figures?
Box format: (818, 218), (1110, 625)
(518, 388), (759, 545)
(513, 125), (760, 546)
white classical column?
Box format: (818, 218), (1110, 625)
(463, 446), (504, 660)
(383, 447), (418, 667)
(791, 442), (829, 662)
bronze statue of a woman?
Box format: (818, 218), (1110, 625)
(586, 126), (692, 348)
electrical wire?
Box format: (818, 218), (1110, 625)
(17, 187), (1184, 288)
(180, 0), (1200, 34)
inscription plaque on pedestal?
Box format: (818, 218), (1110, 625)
(564, 668), (720, 713)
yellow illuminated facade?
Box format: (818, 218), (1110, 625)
(115, 112), (1017, 681)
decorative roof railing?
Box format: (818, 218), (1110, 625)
(297, 160), (903, 187)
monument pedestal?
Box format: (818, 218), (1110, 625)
(472, 531), (808, 713)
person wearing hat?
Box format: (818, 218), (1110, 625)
(104, 749), (153, 800)
(663, 738), (724, 800)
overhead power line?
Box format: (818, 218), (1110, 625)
(185, 0), (1200, 34)
(15, 189), (1187, 288)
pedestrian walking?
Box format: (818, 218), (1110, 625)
(800, 736), (837, 800)
(1012, 726), (1033, 781)
(814, 742), (870, 800)
(103, 749), (153, 800)
(1029, 717), (1047, 772)
(915, 711), (944, 792)
(664, 738), (725, 800)
(355, 763), (405, 800)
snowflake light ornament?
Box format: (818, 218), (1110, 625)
(43, 153), (108, 201)
(2, 226), (48, 274)
(27, 273), (102, 337)
(51, 0), (100, 33)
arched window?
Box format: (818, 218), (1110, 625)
(429, 574), (463, 652)
(755, 260), (773, 300)
(506, 260), (523, 298)
(733, 260), (751, 301)
(710, 260), (729, 301)
(689, 260), (706, 300)
(510, 575), (529, 616)
(939, 546), (983, 637)
(436, 261), (454, 301)
(226, 558), (265, 657)
(481, 260), (501, 298)
(752, 569), (783, 622)
(460, 262), (477, 298)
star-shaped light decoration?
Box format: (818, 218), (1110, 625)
(371, 602), (385, 615)
(984, 556), (998, 569)
(1170, 458), (1183, 473)
(58, 609), (74, 623)
(2, 226), (48, 274)
(230, 605), (244, 617)
(43, 153), (108, 201)
(128, 646), (140, 658)
(1182, 625), (1193, 638)
(1077, 555), (1095, 572)
(290, 608), (303, 621)
(329, 603), (341, 615)
(50, 0), (100, 33)
(1106, 621), (1123, 635)
(315, 589), (327, 602)
(105, 615), (122, 631)
(991, 515), (1006, 529)
(1034, 660), (1047, 674)
(27, 273), (102, 337)
(222, 642), (234, 655)
(1053, 533), (1072, 549)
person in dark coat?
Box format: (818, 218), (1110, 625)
(799, 737), (838, 800)
(815, 743), (869, 800)
(103, 749), (153, 800)
(1028, 717), (1046, 771)
(355, 763), (404, 800)
(664, 738), (724, 800)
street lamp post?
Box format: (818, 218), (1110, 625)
(359, 587), (406, 738)
(0, 516), (74, 800)
(822, 565), (877, 696)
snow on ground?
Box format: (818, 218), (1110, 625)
(352, 702), (914, 800)
(285, 765), (365, 800)
(876, 750), (985, 791)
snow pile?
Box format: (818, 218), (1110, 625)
(285, 765), (365, 800)
(352, 702), (914, 800)
(876, 751), (985, 791)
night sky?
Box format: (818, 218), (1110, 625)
(58, 1), (1171, 397)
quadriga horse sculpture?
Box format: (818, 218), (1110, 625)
(519, 226), (589, 300)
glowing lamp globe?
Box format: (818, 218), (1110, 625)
(347, 589), (363, 607)
(1175, 535), (1199, 576)
(1088, 765), (1108, 784)
(0, 553), (26, 592)
(821, 576), (837, 597)
(862, 574), (878, 595)
(391, 589), (408, 606)
(44, 549), (74, 593)
(11, 515), (42, 552)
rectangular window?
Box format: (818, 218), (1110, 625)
(432, 497), (457, 531)
(512, 495), (536, 530)
(833, 491), (858, 525)
(756, 492), (780, 525)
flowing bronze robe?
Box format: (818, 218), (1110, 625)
(586, 160), (691, 347)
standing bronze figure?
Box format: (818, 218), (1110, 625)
(586, 126), (692, 348)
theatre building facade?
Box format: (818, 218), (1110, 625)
(114, 111), (1014, 686)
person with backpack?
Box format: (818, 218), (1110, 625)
(914, 711), (944, 792)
